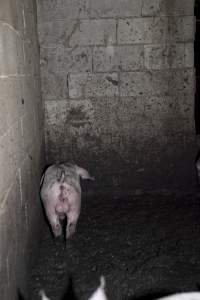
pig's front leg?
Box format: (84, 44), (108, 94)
(45, 207), (62, 237)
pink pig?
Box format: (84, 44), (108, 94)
(40, 163), (94, 239)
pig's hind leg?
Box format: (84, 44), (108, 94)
(66, 211), (79, 238)
(45, 207), (62, 237)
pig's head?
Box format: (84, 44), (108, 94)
(88, 277), (107, 300)
(39, 277), (107, 300)
(39, 290), (50, 300)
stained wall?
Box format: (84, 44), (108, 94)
(37, 0), (196, 192)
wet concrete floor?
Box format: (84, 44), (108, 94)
(29, 189), (200, 300)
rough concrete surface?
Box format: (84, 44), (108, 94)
(37, 0), (196, 191)
(0, 0), (45, 298)
(29, 188), (200, 300)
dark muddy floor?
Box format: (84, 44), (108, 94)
(29, 189), (200, 300)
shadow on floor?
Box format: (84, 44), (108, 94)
(60, 277), (79, 300)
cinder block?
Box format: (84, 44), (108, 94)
(69, 19), (116, 47)
(0, 0), (18, 29)
(173, 93), (194, 119)
(144, 43), (193, 69)
(0, 178), (20, 276)
(20, 157), (36, 232)
(184, 43), (194, 68)
(143, 95), (171, 115)
(142, 94), (194, 125)
(10, 120), (25, 170)
(0, 77), (21, 136)
(45, 100), (68, 128)
(22, 1), (35, 42)
(157, 116), (194, 135)
(40, 47), (58, 75)
(68, 73), (119, 98)
(120, 69), (194, 98)
(22, 112), (36, 152)
(0, 23), (18, 75)
(33, 47), (41, 76)
(141, 94), (194, 133)
(0, 121), (24, 197)
(142, 0), (194, 16)
(0, 173), (28, 297)
(20, 76), (37, 116)
(34, 76), (43, 104)
(45, 99), (98, 162)
(46, 98), (94, 126)
(120, 71), (170, 97)
(38, 20), (78, 48)
(0, 133), (13, 198)
(118, 16), (194, 45)
(169, 16), (194, 42)
(90, 0), (142, 17)
(169, 69), (194, 95)
(37, 0), (90, 22)
(118, 17), (169, 44)
(59, 46), (92, 73)
(93, 45), (144, 72)
(23, 41), (37, 75)
(45, 100), (69, 158)
(16, 35), (25, 75)
(0, 96), (7, 137)
(15, 0), (24, 35)
(41, 74), (68, 100)
(92, 96), (145, 128)
(34, 101), (45, 143)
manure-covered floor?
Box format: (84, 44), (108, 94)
(29, 189), (200, 300)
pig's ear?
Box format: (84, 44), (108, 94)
(88, 276), (107, 300)
(39, 290), (50, 300)
(75, 166), (95, 180)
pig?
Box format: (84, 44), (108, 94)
(91, 291), (200, 300)
(39, 290), (50, 300)
(157, 293), (200, 300)
(39, 277), (200, 300)
(40, 163), (94, 239)
(39, 276), (107, 300)
(88, 276), (107, 300)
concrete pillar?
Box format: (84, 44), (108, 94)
(0, 0), (45, 298)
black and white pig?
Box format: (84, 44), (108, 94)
(40, 163), (94, 239)
(39, 278), (200, 300)
(39, 276), (107, 300)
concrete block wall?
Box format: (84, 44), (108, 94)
(37, 0), (196, 192)
(0, 0), (44, 299)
